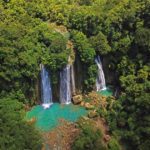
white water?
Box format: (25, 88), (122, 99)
(95, 56), (106, 91)
(40, 64), (53, 109)
(60, 64), (71, 104)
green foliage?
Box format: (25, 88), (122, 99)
(68, 8), (101, 36)
(84, 64), (97, 91)
(0, 98), (42, 150)
(41, 30), (69, 70)
(108, 137), (121, 150)
(0, 19), (41, 100)
(77, 0), (94, 6)
(138, 140), (150, 150)
(90, 32), (111, 55)
(70, 30), (95, 63)
(106, 66), (150, 149)
(0, 90), (28, 104)
(117, 56), (136, 76)
(135, 27), (150, 52)
(70, 30), (96, 90)
(100, 3), (150, 149)
(72, 119), (107, 150)
(0, 3), (69, 101)
(0, 0), (150, 149)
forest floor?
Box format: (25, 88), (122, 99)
(42, 119), (80, 150)
(42, 117), (110, 150)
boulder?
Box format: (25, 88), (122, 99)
(80, 101), (85, 106)
(85, 102), (94, 110)
(88, 110), (98, 118)
(72, 95), (83, 104)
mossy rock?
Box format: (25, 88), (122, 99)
(88, 110), (98, 118)
(85, 102), (95, 110)
(72, 95), (83, 104)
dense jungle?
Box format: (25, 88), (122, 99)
(0, 0), (150, 150)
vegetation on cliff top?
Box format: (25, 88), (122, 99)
(0, 0), (149, 149)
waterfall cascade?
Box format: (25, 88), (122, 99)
(60, 64), (71, 104)
(95, 56), (107, 91)
(41, 64), (53, 109)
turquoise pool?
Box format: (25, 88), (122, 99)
(97, 88), (113, 97)
(26, 103), (87, 131)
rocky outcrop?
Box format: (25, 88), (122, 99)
(88, 110), (98, 118)
(84, 92), (107, 108)
(84, 102), (94, 110)
(72, 95), (83, 104)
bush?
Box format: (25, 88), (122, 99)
(70, 30), (95, 64)
(90, 32), (111, 55)
(0, 98), (42, 150)
(72, 119), (107, 150)
(108, 137), (121, 150)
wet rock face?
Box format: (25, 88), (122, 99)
(72, 95), (83, 104)
(103, 56), (116, 85)
(74, 53), (84, 93)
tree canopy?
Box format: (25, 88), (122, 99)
(0, 0), (150, 149)
(0, 98), (42, 150)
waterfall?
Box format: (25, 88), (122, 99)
(70, 65), (76, 95)
(95, 56), (106, 91)
(60, 64), (71, 104)
(41, 64), (53, 109)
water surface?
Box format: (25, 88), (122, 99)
(26, 103), (87, 131)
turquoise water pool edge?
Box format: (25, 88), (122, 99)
(26, 103), (87, 131)
(97, 88), (113, 97)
